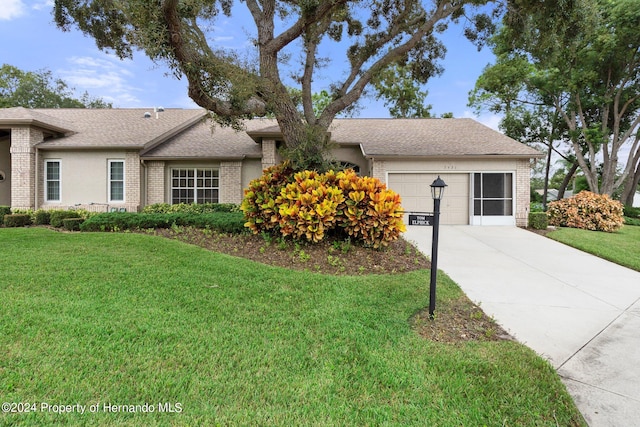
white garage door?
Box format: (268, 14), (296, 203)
(388, 173), (469, 225)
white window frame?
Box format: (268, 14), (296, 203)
(45, 159), (61, 202)
(170, 167), (219, 204)
(108, 159), (125, 203)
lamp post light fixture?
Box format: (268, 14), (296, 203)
(429, 176), (447, 319)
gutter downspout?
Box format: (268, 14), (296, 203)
(140, 158), (146, 209)
(34, 146), (39, 210)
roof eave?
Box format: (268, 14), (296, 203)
(0, 118), (73, 135)
(140, 155), (248, 161)
(139, 111), (208, 155)
(364, 153), (545, 159)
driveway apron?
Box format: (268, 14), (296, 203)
(403, 225), (640, 427)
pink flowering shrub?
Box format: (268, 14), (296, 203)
(547, 191), (624, 232)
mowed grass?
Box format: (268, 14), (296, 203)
(547, 225), (640, 272)
(0, 228), (584, 426)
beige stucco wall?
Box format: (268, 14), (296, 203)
(331, 145), (367, 172)
(0, 137), (10, 206)
(39, 150), (140, 212)
(242, 159), (263, 191)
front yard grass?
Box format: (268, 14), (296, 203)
(0, 228), (584, 426)
(547, 225), (640, 272)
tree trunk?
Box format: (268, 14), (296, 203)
(542, 139), (554, 210)
(558, 162), (580, 199)
(621, 153), (640, 205)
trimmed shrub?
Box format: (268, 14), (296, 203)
(4, 214), (32, 227)
(334, 169), (406, 248)
(275, 170), (345, 242)
(528, 212), (548, 230)
(142, 203), (239, 214)
(80, 212), (245, 233)
(623, 205), (640, 219)
(241, 162), (296, 234)
(547, 191), (624, 232)
(241, 165), (406, 248)
(34, 209), (51, 225)
(625, 216), (640, 226)
(0, 206), (11, 218)
(50, 210), (82, 228)
(62, 218), (84, 231)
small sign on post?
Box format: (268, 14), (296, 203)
(408, 213), (435, 226)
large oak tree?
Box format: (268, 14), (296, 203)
(54, 0), (494, 169)
(470, 0), (640, 199)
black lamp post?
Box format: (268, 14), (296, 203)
(429, 176), (447, 319)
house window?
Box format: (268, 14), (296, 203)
(45, 160), (61, 202)
(109, 160), (125, 202)
(171, 168), (219, 204)
(473, 173), (513, 216)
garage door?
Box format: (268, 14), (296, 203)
(388, 173), (469, 225)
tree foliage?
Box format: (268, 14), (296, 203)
(54, 0), (494, 170)
(0, 64), (112, 109)
(470, 0), (640, 197)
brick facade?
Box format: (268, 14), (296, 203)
(220, 161), (243, 204)
(261, 139), (277, 170)
(371, 159), (386, 182)
(10, 127), (42, 210)
(146, 161), (165, 205)
(123, 151), (141, 212)
(516, 159), (531, 227)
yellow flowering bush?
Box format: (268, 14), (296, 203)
(276, 170), (345, 243)
(547, 191), (624, 232)
(241, 164), (406, 247)
(335, 169), (406, 248)
(241, 162), (295, 234)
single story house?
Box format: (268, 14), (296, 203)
(0, 107), (542, 226)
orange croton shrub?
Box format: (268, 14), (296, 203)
(335, 169), (406, 248)
(547, 191), (624, 232)
(241, 165), (406, 247)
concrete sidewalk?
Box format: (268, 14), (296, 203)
(404, 225), (640, 427)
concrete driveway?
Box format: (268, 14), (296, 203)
(404, 225), (640, 427)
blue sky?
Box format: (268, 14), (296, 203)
(0, 0), (500, 128)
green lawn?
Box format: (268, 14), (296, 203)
(547, 225), (640, 272)
(0, 228), (584, 426)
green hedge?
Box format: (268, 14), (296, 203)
(624, 205), (640, 219)
(528, 212), (549, 230)
(63, 218), (85, 231)
(0, 206), (11, 218)
(80, 212), (246, 234)
(34, 210), (51, 225)
(141, 203), (239, 214)
(50, 210), (82, 228)
(4, 214), (32, 227)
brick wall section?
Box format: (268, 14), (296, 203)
(10, 127), (43, 210)
(220, 161), (243, 204)
(124, 151), (141, 212)
(261, 140), (277, 170)
(371, 160), (386, 182)
(146, 161), (166, 206)
(516, 159), (531, 227)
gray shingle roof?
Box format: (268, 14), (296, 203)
(0, 107), (75, 134)
(21, 108), (207, 150)
(0, 108), (542, 158)
(141, 118), (271, 159)
(327, 118), (542, 157)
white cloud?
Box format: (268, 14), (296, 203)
(59, 55), (142, 107)
(462, 110), (502, 131)
(32, 0), (53, 11)
(0, 0), (26, 20)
